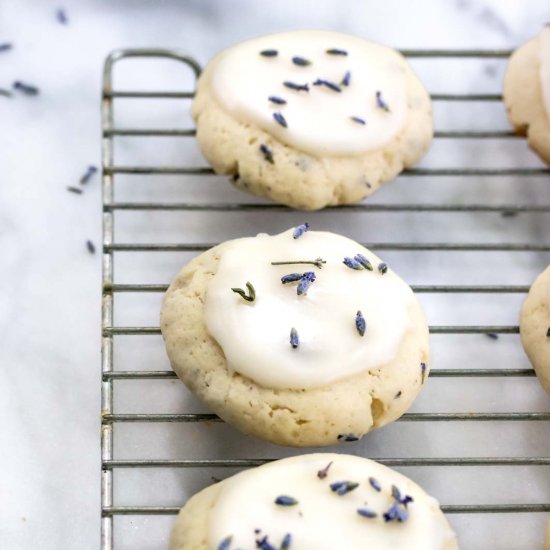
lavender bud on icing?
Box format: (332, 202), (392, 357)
(355, 310), (366, 337)
(293, 222), (310, 239)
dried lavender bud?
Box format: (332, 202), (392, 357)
(395, 391), (402, 399)
(341, 71), (351, 86)
(357, 508), (377, 518)
(67, 186), (83, 194)
(355, 310), (366, 337)
(354, 254), (373, 270)
(326, 48), (348, 56)
(378, 262), (388, 274)
(486, 332), (499, 340)
(369, 476), (382, 492)
(256, 536), (277, 550)
(330, 480), (359, 496)
(343, 257), (362, 270)
(231, 282), (256, 302)
(259, 144), (274, 164)
(0, 88), (12, 97)
(275, 495), (298, 506)
(13, 81), (39, 96)
(0, 43), (13, 52)
(313, 79), (342, 93)
(376, 90), (390, 112)
(260, 49), (278, 57)
(80, 165), (98, 184)
(283, 81), (309, 92)
(56, 8), (68, 24)
(338, 434), (359, 442)
(281, 273), (303, 284)
(383, 502), (408, 522)
(317, 461), (333, 479)
(293, 222), (310, 239)
(280, 533), (292, 549)
(218, 535), (232, 550)
(297, 271), (316, 295)
(273, 112), (288, 128)
(86, 240), (96, 254)
(421, 362), (427, 383)
(292, 56), (311, 66)
(268, 95), (287, 105)
(290, 327), (300, 349)
(350, 116), (366, 125)
(392, 485), (414, 506)
(547, 327), (550, 337)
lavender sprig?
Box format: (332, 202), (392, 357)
(218, 535), (232, 550)
(281, 273), (303, 284)
(293, 222), (310, 239)
(273, 112), (288, 128)
(354, 254), (373, 270)
(330, 480), (359, 496)
(343, 257), (362, 270)
(326, 48), (348, 56)
(275, 495), (298, 506)
(350, 116), (366, 125)
(290, 327), (300, 349)
(231, 282), (256, 302)
(313, 79), (341, 93)
(292, 56), (311, 66)
(357, 508), (377, 518)
(317, 461), (333, 479)
(260, 49), (278, 57)
(80, 165), (98, 184)
(13, 81), (39, 96)
(369, 476), (382, 492)
(297, 271), (316, 295)
(259, 144), (274, 164)
(341, 71), (351, 86)
(355, 310), (366, 337)
(271, 258), (326, 269)
(375, 90), (390, 112)
(280, 533), (292, 550)
(378, 262), (388, 274)
(268, 95), (287, 105)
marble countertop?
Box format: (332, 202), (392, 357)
(1, 0), (550, 549)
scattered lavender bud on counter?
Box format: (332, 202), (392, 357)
(326, 48), (348, 56)
(293, 222), (310, 239)
(13, 81), (39, 96)
(313, 79), (341, 93)
(317, 461), (333, 479)
(357, 508), (377, 518)
(421, 362), (427, 383)
(290, 327), (300, 349)
(268, 95), (287, 105)
(231, 282), (256, 302)
(281, 273), (303, 284)
(86, 240), (96, 254)
(354, 254), (373, 270)
(80, 165), (98, 184)
(376, 90), (390, 112)
(283, 81), (309, 92)
(330, 480), (359, 496)
(273, 112), (288, 128)
(67, 186), (83, 194)
(292, 56), (311, 66)
(56, 8), (68, 24)
(275, 495), (298, 506)
(260, 49), (278, 57)
(343, 257), (362, 270)
(0, 42), (13, 52)
(341, 71), (351, 86)
(350, 116), (366, 125)
(378, 262), (388, 274)
(280, 533), (292, 549)
(218, 535), (232, 550)
(486, 332), (499, 340)
(355, 310), (366, 337)
(369, 476), (382, 492)
(259, 144), (274, 164)
(297, 271), (316, 295)
(338, 434), (359, 442)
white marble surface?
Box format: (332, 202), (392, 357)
(1, 0), (550, 549)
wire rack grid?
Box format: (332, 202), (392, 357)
(101, 48), (550, 549)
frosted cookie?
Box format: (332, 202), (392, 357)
(192, 30), (433, 210)
(169, 453), (459, 550)
(520, 265), (550, 396)
(160, 227), (430, 446)
(503, 27), (550, 164)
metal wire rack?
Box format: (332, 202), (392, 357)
(101, 48), (550, 549)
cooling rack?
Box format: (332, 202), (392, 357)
(101, 48), (550, 549)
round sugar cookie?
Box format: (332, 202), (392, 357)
(503, 27), (550, 164)
(192, 30), (433, 210)
(169, 453), (459, 550)
(160, 227), (430, 447)
(520, 265), (550, 396)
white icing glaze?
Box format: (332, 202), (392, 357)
(204, 229), (416, 390)
(539, 27), (550, 121)
(210, 30), (409, 155)
(208, 454), (457, 550)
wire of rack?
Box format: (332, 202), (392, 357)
(101, 49), (550, 549)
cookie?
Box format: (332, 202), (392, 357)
(160, 227), (430, 447)
(503, 27), (550, 164)
(519, 265), (550, 396)
(192, 30), (433, 210)
(169, 453), (459, 550)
